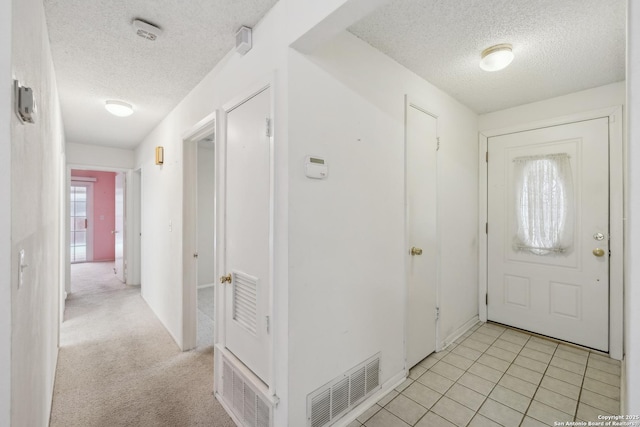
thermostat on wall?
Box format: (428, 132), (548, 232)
(305, 156), (328, 179)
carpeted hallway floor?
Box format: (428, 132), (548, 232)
(49, 262), (234, 427)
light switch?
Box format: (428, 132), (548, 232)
(169, 220), (172, 232)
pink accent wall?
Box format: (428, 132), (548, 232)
(71, 170), (116, 261)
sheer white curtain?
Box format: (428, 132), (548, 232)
(513, 153), (574, 255)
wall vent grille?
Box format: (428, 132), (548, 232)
(222, 356), (272, 427)
(233, 271), (258, 335)
(307, 353), (381, 427)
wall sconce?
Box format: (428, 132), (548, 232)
(155, 146), (164, 165)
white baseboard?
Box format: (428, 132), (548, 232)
(440, 315), (481, 351)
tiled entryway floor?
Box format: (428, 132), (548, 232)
(350, 322), (621, 427)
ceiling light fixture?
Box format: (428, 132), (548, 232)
(105, 100), (134, 117)
(479, 44), (514, 72)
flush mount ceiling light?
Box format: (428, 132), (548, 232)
(105, 100), (134, 117)
(479, 44), (514, 72)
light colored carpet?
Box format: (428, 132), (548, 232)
(50, 262), (234, 427)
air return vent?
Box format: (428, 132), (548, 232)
(307, 353), (381, 427)
(222, 355), (272, 427)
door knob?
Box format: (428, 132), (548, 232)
(593, 248), (606, 257)
(410, 247), (423, 256)
(219, 274), (232, 284)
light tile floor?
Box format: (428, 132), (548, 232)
(349, 322), (621, 427)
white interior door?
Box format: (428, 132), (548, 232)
(223, 87), (271, 384)
(406, 102), (438, 368)
(114, 172), (125, 282)
(487, 118), (609, 351)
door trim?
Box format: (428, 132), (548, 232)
(215, 74), (276, 395)
(182, 111), (217, 351)
(404, 95), (441, 370)
(478, 106), (623, 359)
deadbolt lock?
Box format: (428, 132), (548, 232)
(219, 274), (232, 284)
(410, 247), (423, 256)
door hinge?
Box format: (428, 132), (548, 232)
(485, 293), (488, 305)
(486, 223), (488, 234)
(265, 118), (272, 137)
(436, 137), (441, 151)
(266, 315), (270, 333)
(435, 307), (440, 321)
(486, 152), (488, 162)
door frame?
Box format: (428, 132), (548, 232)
(215, 75), (276, 397)
(64, 165), (135, 294)
(404, 95), (442, 370)
(182, 111), (217, 351)
(478, 106), (623, 360)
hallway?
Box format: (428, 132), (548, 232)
(49, 262), (233, 426)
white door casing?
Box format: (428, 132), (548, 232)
(487, 118), (609, 351)
(223, 86), (272, 385)
(114, 172), (125, 282)
(405, 101), (438, 368)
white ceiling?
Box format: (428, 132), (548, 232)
(349, 0), (626, 114)
(44, 0), (278, 149)
(44, 0), (626, 150)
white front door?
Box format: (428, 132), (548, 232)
(487, 118), (609, 351)
(114, 172), (125, 283)
(406, 102), (438, 368)
(223, 87), (271, 384)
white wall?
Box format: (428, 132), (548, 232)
(10, 0), (65, 424)
(66, 141), (135, 170)
(625, 0), (640, 414)
(479, 82), (625, 131)
(197, 143), (215, 286)
(287, 31), (479, 425)
(0, 0), (11, 424)
(134, 2), (290, 423)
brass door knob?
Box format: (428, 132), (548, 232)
(593, 248), (605, 257)
(219, 274), (232, 284)
(410, 247), (423, 256)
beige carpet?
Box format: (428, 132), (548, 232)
(49, 262), (235, 427)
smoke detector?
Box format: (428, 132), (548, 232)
(133, 19), (162, 41)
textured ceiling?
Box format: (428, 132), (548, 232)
(349, 0), (626, 114)
(44, 0), (278, 148)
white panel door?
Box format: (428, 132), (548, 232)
(114, 172), (125, 282)
(406, 103), (437, 368)
(488, 118), (609, 351)
(223, 87), (271, 384)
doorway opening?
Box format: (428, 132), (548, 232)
(182, 113), (217, 351)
